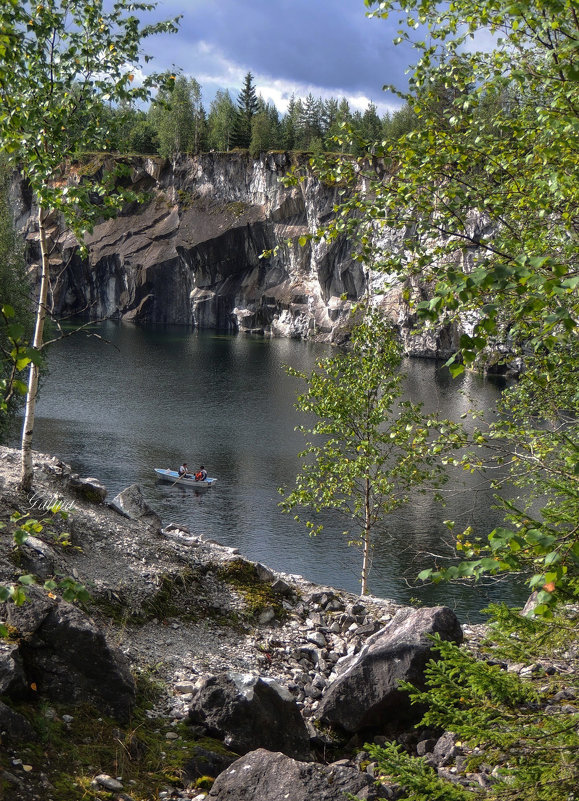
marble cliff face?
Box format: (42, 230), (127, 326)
(12, 151), (458, 356)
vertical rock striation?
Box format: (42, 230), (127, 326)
(12, 151), (458, 354)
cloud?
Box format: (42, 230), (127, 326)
(140, 0), (411, 113)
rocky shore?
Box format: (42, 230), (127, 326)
(0, 446), (576, 801)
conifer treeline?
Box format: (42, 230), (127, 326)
(104, 71), (417, 157)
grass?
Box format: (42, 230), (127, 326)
(215, 558), (293, 622)
(1, 668), (237, 801)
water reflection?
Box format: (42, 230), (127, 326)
(13, 321), (529, 621)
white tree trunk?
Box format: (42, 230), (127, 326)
(361, 476), (371, 595)
(20, 206), (50, 491)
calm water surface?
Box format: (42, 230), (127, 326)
(17, 322), (528, 620)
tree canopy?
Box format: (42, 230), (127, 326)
(301, 0), (579, 613)
(280, 311), (461, 595)
(0, 0), (179, 489)
(150, 75), (206, 158)
(312, 2), (577, 797)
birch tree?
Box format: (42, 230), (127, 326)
(280, 311), (460, 595)
(0, 0), (179, 490)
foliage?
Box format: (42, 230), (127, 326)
(0, 0), (179, 490)
(419, 349), (579, 614)
(110, 101), (159, 154)
(366, 740), (473, 801)
(0, 509), (90, 636)
(150, 74), (206, 158)
(280, 310), (462, 594)
(99, 79), (418, 157)
(232, 71), (259, 148)
(297, 0), (579, 613)
(361, 607), (579, 801)
(250, 100), (281, 157)
(0, 0), (179, 233)
(207, 89), (237, 151)
(355, 0), (578, 369)
(299, 2), (579, 800)
(0, 303), (39, 430)
(0, 161), (35, 435)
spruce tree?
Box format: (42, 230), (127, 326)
(232, 72), (259, 148)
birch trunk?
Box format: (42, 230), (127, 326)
(361, 475), (371, 596)
(20, 206), (51, 491)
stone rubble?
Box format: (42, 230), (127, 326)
(0, 446), (577, 801)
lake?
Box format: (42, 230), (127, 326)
(14, 321), (529, 620)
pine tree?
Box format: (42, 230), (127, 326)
(232, 72), (259, 148)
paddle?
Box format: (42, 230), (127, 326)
(170, 470), (190, 487)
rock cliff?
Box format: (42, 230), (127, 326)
(11, 152), (457, 354)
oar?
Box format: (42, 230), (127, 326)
(170, 471), (190, 487)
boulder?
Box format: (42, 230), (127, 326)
(182, 742), (239, 783)
(6, 586), (135, 722)
(0, 642), (27, 698)
(208, 748), (389, 800)
(0, 700), (36, 742)
(433, 731), (461, 766)
(315, 606), (463, 734)
(109, 484), (161, 530)
(19, 535), (57, 580)
(68, 475), (107, 503)
(188, 672), (310, 760)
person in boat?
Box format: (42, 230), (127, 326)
(195, 465), (208, 482)
(179, 462), (191, 477)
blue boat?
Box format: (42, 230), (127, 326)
(154, 468), (217, 488)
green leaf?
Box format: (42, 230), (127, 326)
(449, 363), (464, 378)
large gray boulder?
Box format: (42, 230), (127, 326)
(109, 484), (161, 531)
(0, 642), (27, 698)
(5, 586), (135, 722)
(208, 749), (389, 800)
(315, 606), (463, 733)
(68, 474), (107, 503)
(188, 672), (311, 760)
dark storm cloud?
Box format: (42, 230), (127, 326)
(145, 0), (414, 108)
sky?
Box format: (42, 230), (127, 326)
(138, 0), (415, 115)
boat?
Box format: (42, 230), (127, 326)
(154, 468), (217, 488)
